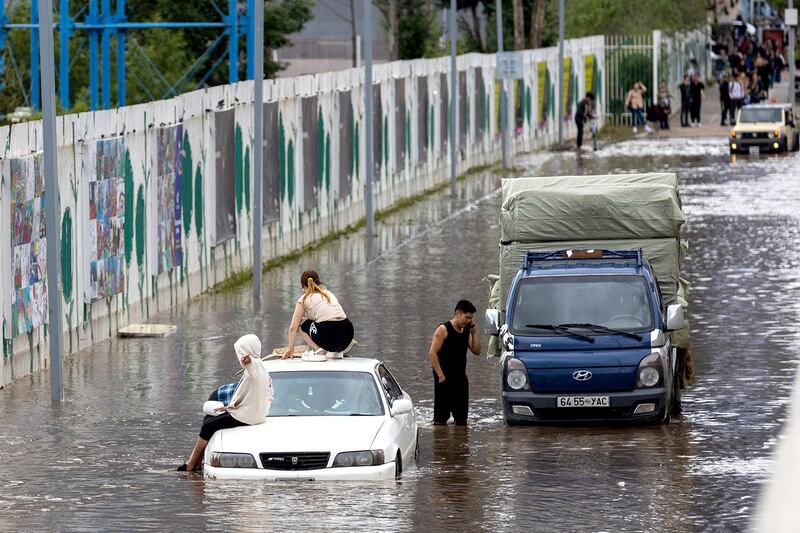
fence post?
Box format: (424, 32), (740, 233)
(652, 30), (660, 103)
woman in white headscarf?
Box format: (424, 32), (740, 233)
(179, 334), (272, 472)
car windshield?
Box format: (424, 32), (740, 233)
(739, 108), (782, 123)
(510, 275), (654, 335)
(269, 371), (385, 417)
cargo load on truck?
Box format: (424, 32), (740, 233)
(487, 173), (693, 386)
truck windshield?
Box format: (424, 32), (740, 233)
(739, 108), (782, 123)
(510, 275), (654, 335)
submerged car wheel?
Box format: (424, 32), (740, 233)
(671, 370), (683, 417)
(794, 133), (799, 152)
(395, 452), (403, 479)
(414, 430), (420, 462)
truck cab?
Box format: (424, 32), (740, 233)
(485, 249), (684, 424)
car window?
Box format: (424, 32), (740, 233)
(269, 371), (385, 416)
(377, 365), (403, 402)
(739, 107), (782, 123)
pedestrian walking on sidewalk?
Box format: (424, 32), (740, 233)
(748, 72), (766, 104)
(657, 80), (672, 130)
(428, 300), (481, 426)
(719, 73), (733, 126)
(679, 75), (691, 127)
(625, 81), (651, 133)
(575, 92), (595, 149)
(689, 74), (705, 127)
(285, 269), (355, 361)
(729, 72), (746, 123)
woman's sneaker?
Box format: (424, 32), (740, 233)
(342, 339), (358, 356)
(326, 351), (344, 360)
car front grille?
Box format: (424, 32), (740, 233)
(743, 131), (769, 139)
(259, 452), (331, 470)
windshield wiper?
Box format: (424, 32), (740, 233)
(558, 323), (643, 341)
(524, 324), (594, 343)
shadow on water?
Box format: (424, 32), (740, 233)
(1, 139), (799, 530)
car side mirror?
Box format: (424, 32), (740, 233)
(666, 304), (684, 331)
(390, 398), (413, 416)
(484, 309), (501, 335)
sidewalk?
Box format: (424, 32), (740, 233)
(651, 78), (791, 139)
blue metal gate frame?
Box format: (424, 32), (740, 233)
(0, 0), (260, 110)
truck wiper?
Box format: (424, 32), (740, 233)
(524, 324), (594, 343)
(558, 323), (643, 341)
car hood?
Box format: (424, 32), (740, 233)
(733, 123), (783, 131)
(215, 416), (386, 453)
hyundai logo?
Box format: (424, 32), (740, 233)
(572, 370), (592, 381)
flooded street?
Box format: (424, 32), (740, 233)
(1, 137), (799, 532)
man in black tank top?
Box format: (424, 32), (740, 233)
(428, 300), (481, 425)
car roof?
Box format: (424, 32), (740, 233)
(264, 357), (382, 373)
(521, 260), (646, 278)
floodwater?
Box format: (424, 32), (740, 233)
(1, 138), (798, 532)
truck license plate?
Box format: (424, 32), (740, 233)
(557, 396), (609, 408)
(748, 146), (759, 155)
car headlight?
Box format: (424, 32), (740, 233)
(730, 130), (737, 138)
(505, 358), (529, 391)
(636, 353), (663, 388)
(332, 450), (385, 467)
(773, 130), (780, 137)
(210, 452), (257, 468)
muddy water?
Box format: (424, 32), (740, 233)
(1, 140), (797, 532)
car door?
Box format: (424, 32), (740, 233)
(377, 364), (415, 464)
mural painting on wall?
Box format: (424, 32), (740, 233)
(338, 91), (354, 198)
(87, 137), (126, 301)
(6, 154), (48, 338)
(537, 62), (551, 127)
(156, 124), (183, 273)
(584, 54), (601, 102)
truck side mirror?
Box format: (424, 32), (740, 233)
(484, 309), (501, 335)
(666, 304), (684, 331)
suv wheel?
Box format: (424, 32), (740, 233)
(394, 452), (403, 479)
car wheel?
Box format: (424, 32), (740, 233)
(394, 452), (403, 479)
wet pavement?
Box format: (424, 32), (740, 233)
(1, 138), (799, 532)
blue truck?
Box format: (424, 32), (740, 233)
(485, 249), (685, 424)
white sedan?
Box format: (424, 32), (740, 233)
(203, 357), (419, 481)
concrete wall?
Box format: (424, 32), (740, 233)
(0, 36), (605, 387)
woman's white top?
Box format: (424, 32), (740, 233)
(298, 291), (346, 323)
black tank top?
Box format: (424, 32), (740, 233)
(438, 321), (470, 379)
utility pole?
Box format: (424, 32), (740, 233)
(38, 0), (64, 402)
(449, 0), (457, 197)
(789, 1), (796, 105)
(252, 0), (264, 307)
(557, 0), (564, 146)
(496, 0), (509, 168)
(364, 0), (374, 259)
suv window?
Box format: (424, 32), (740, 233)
(377, 364), (403, 403)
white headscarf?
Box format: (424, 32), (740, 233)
(234, 334), (262, 364)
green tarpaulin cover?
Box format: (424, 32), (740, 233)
(501, 184), (685, 243)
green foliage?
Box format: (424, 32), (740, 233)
(60, 208), (73, 303)
(398, 6), (441, 59)
(181, 133), (193, 235)
(618, 53), (652, 100)
(123, 149), (135, 265)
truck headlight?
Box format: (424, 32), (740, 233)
(210, 452), (257, 468)
(505, 358), (529, 390)
(729, 130), (737, 138)
(636, 353), (663, 388)
(333, 450), (385, 467)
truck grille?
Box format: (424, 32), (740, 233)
(535, 407), (632, 421)
(259, 452), (330, 470)
(743, 131), (769, 139)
